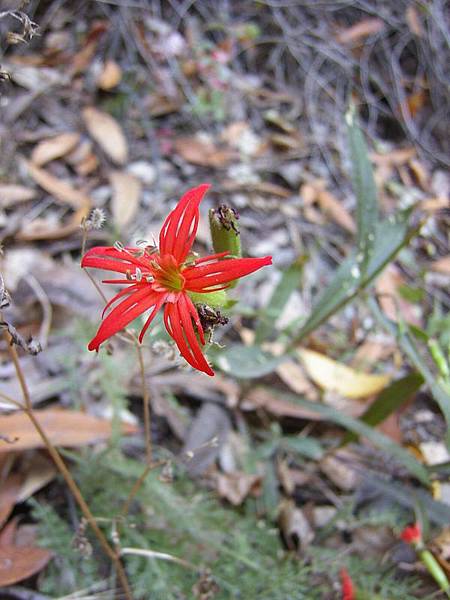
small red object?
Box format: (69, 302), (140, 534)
(400, 523), (422, 544)
(340, 569), (355, 600)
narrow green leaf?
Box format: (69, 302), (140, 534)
(211, 344), (286, 379)
(263, 387), (430, 484)
(255, 258), (304, 343)
(287, 208), (418, 344)
(360, 473), (450, 526)
(369, 298), (450, 447)
(346, 104), (378, 275)
(341, 372), (424, 445)
(281, 436), (324, 460)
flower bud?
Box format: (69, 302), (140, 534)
(209, 205), (241, 258)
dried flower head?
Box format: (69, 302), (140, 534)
(84, 208), (106, 230)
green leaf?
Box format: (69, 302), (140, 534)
(211, 344), (286, 379)
(341, 372), (424, 445)
(360, 473), (450, 526)
(262, 387), (430, 485)
(346, 104), (378, 275)
(287, 208), (419, 344)
(281, 436), (324, 460)
(255, 258), (305, 344)
(370, 298), (450, 447)
(188, 290), (233, 308)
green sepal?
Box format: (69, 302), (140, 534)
(188, 290), (236, 309)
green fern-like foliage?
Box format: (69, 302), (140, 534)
(31, 447), (429, 599)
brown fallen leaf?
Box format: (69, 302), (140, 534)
(30, 132), (81, 167)
(0, 184), (36, 208)
(421, 197), (449, 213)
(351, 339), (394, 370)
(110, 171), (141, 228)
(376, 263), (422, 326)
(16, 206), (89, 241)
(242, 387), (325, 421)
(336, 18), (385, 45)
(409, 157), (429, 190)
(320, 449), (361, 491)
(173, 136), (235, 167)
(216, 471), (262, 506)
(221, 180), (292, 198)
(0, 409), (138, 453)
(97, 59), (122, 90)
(406, 6), (424, 38)
(70, 21), (108, 76)
(316, 187), (355, 233)
(430, 256), (450, 275)
(25, 161), (91, 210)
(276, 360), (319, 400)
(17, 453), (56, 503)
(297, 348), (390, 399)
(278, 500), (314, 553)
(0, 545), (52, 587)
(300, 181), (355, 232)
(82, 106), (128, 165)
(0, 474), (23, 529)
(371, 147), (416, 167)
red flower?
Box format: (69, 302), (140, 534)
(82, 184), (271, 376)
(340, 569), (355, 600)
(401, 523), (422, 545)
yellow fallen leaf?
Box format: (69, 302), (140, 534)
(82, 106), (128, 165)
(297, 348), (390, 399)
(31, 132), (80, 166)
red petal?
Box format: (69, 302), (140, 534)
(82, 246), (149, 274)
(184, 256), (272, 291)
(193, 251), (230, 265)
(340, 569), (355, 600)
(88, 287), (163, 351)
(138, 293), (167, 343)
(101, 283), (141, 318)
(164, 297), (213, 376)
(159, 184), (210, 263)
(183, 293), (206, 345)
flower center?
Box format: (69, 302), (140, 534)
(150, 254), (185, 293)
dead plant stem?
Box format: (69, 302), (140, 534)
(2, 329), (133, 600)
(120, 460), (164, 518)
(135, 340), (152, 465)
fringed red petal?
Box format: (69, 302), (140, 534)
(184, 256), (272, 291)
(159, 184), (210, 263)
(164, 297), (213, 376)
(88, 287), (163, 351)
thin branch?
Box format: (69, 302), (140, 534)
(1, 328), (133, 600)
